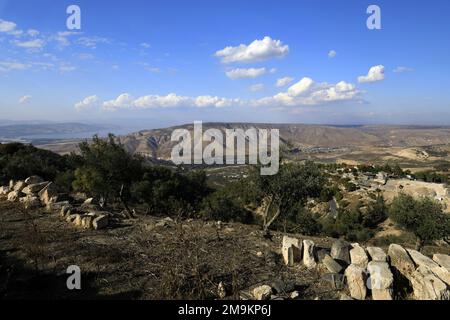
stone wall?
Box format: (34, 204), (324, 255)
(281, 236), (450, 300)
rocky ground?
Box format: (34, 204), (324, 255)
(0, 199), (345, 300)
(1, 177), (449, 300)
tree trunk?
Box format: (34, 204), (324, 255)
(119, 184), (135, 219)
(415, 238), (425, 252)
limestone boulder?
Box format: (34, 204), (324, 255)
(60, 205), (73, 218)
(93, 215), (109, 230)
(433, 254), (450, 272)
(322, 254), (343, 274)
(82, 216), (94, 229)
(388, 244), (416, 281)
(39, 182), (58, 205)
(25, 176), (44, 185)
(331, 239), (351, 265)
(367, 261), (394, 300)
(282, 236), (302, 265)
(407, 249), (450, 286)
(22, 182), (49, 195)
(411, 266), (450, 300)
(46, 201), (70, 212)
(367, 247), (387, 262)
(7, 191), (20, 202)
(345, 264), (367, 300)
(350, 244), (369, 268)
(13, 181), (26, 192)
(303, 240), (317, 269)
(252, 285), (272, 300)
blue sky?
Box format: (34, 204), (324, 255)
(1, 0), (450, 129)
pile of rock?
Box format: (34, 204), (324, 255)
(281, 236), (450, 300)
(0, 176), (113, 231)
(2, 176), (64, 209)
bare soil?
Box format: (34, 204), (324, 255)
(0, 200), (340, 300)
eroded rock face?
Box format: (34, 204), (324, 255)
(345, 264), (367, 300)
(303, 240), (317, 269)
(367, 247), (387, 262)
(411, 266), (450, 300)
(388, 244), (416, 281)
(282, 236), (302, 265)
(331, 239), (351, 265)
(407, 249), (450, 286)
(367, 261), (394, 300)
(433, 254), (450, 272)
(350, 244), (369, 269)
(252, 285), (272, 300)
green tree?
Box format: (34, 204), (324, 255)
(363, 194), (388, 228)
(389, 193), (450, 251)
(72, 134), (143, 216)
(251, 161), (326, 235)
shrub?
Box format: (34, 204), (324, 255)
(389, 193), (450, 251)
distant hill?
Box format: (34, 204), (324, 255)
(113, 123), (450, 160)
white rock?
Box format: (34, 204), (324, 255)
(350, 244), (369, 268)
(366, 247), (387, 262)
(411, 266), (450, 300)
(39, 182), (58, 205)
(303, 240), (317, 269)
(217, 282), (226, 299)
(433, 254), (450, 272)
(13, 181), (26, 192)
(74, 214), (84, 227)
(345, 264), (367, 300)
(331, 239), (351, 265)
(388, 244), (416, 281)
(290, 291), (300, 299)
(407, 249), (450, 286)
(282, 236), (302, 265)
(21, 182), (49, 195)
(252, 285), (272, 300)
(367, 261), (394, 300)
(7, 191), (20, 202)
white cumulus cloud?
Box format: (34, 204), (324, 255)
(215, 36), (289, 64)
(254, 77), (361, 107)
(358, 65), (385, 83)
(0, 19), (17, 33)
(75, 95), (100, 110)
(225, 67), (267, 80)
